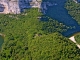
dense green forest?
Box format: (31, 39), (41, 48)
(0, 8), (80, 60)
(75, 33), (80, 44)
(41, 16), (73, 34)
(65, 0), (80, 24)
(29, 33), (80, 60)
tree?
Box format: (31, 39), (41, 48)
(29, 32), (80, 60)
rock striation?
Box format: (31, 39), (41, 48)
(0, 0), (20, 14)
(0, 0), (42, 14)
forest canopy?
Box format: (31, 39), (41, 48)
(0, 8), (80, 60)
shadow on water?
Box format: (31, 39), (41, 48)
(19, 0), (32, 12)
(0, 4), (5, 12)
(41, 0), (80, 37)
(0, 36), (4, 49)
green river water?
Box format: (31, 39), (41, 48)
(0, 36), (4, 48)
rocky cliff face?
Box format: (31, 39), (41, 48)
(0, 0), (20, 14)
(0, 0), (41, 14)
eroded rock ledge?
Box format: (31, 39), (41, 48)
(0, 0), (42, 14)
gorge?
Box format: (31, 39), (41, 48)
(0, 0), (80, 37)
(0, 0), (41, 14)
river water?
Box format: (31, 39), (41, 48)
(42, 0), (80, 37)
(0, 36), (4, 48)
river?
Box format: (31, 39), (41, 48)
(0, 36), (4, 49)
(42, 0), (80, 37)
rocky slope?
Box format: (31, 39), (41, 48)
(0, 0), (41, 14)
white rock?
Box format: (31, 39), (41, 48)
(0, 0), (41, 14)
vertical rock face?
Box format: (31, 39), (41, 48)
(0, 0), (42, 14)
(30, 0), (41, 8)
(0, 0), (20, 14)
(8, 0), (20, 14)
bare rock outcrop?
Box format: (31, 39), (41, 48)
(0, 0), (42, 14)
(0, 0), (20, 14)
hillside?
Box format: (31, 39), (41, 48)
(0, 0), (80, 60)
(0, 8), (80, 60)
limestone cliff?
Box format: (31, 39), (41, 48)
(0, 0), (20, 14)
(0, 0), (41, 14)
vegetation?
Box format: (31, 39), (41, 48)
(29, 32), (80, 60)
(0, 8), (43, 60)
(65, 0), (80, 24)
(41, 16), (72, 34)
(0, 8), (79, 60)
(75, 33), (80, 44)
